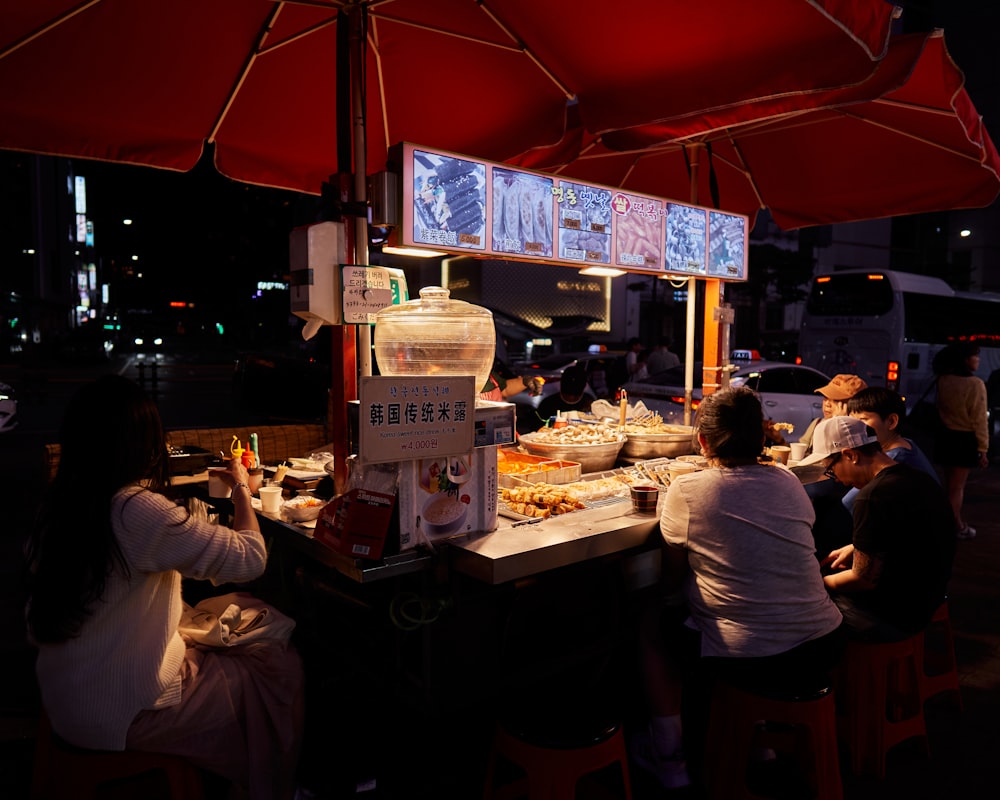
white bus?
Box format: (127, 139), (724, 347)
(797, 269), (1000, 418)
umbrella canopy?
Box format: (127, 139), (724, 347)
(0, 0), (897, 194)
(512, 29), (1000, 230)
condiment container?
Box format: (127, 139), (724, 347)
(373, 286), (495, 391)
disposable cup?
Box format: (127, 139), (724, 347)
(790, 442), (809, 461)
(667, 461), (698, 483)
(207, 467), (231, 499)
(259, 485), (283, 514)
(770, 445), (791, 465)
(630, 484), (660, 514)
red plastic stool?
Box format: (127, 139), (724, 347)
(704, 681), (842, 800)
(839, 636), (930, 778)
(482, 718), (633, 800)
(32, 711), (206, 799)
(916, 600), (962, 709)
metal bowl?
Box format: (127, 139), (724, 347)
(621, 426), (697, 460)
(518, 432), (626, 473)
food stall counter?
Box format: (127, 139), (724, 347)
(447, 499), (661, 585)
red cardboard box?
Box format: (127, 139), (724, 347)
(314, 487), (396, 560)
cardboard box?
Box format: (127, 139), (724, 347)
(314, 488), (396, 560)
(398, 447), (498, 550)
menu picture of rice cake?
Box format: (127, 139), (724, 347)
(491, 168), (554, 257)
(664, 203), (707, 275)
(412, 150), (487, 251)
(555, 181), (612, 263)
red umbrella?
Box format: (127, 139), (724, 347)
(512, 30), (1000, 230)
(0, 0), (897, 194)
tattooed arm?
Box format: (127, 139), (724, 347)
(823, 546), (881, 592)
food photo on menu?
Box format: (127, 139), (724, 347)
(411, 149), (487, 250)
(664, 202), (707, 275)
(708, 210), (747, 278)
(555, 180), (612, 263)
(612, 191), (663, 269)
(491, 167), (554, 257)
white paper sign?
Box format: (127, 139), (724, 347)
(341, 265), (394, 324)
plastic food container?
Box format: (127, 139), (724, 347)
(373, 286), (495, 391)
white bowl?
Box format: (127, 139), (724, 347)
(282, 494), (328, 522)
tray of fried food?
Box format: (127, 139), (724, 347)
(499, 482), (586, 520)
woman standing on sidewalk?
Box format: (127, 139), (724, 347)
(934, 342), (990, 539)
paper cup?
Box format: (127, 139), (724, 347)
(667, 461), (698, 483)
(207, 467), (231, 498)
(630, 484), (660, 514)
(770, 445), (791, 465)
(259, 485), (283, 514)
(790, 442), (808, 461)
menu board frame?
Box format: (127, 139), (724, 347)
(398, 142), (748, 282)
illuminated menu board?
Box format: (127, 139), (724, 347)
(399, 143), (748, 281)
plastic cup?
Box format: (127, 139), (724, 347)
(667, 461), (697, 483)
(259, 485), (283, 514)
(770, 445), (791, 465)
(790, 442), (808, 461)
(630, 484), (660, 514)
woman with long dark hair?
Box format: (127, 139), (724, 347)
(933, 342), (990, 538)
(24, 375), (303, 799)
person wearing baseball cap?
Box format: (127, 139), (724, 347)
(810, 416), (956, 642)
(798, 374), (868, 449)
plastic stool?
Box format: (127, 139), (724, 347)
(916, 600), (962, 709)
(704, 681), (842, 800)
(839, 636), (930, 778)
(32, 712), (206, 799)
(482, 718), (633, 800)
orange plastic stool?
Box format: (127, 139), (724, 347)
(916, 600), (962, 709)
(32, 712), (206, 799)
(482, 719), (633, 800)
(839, 636), (929, 778)
(704, 681), (843, 800)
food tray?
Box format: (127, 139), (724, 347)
(498, 450), (582, 488)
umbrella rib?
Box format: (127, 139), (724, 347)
(475, 1), (576, 101)
(0, 0), (102, 61)
(207, 3), (286, 144)
(368, 17), (391, 156)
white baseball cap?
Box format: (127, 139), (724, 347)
(797, 416), (879, 467)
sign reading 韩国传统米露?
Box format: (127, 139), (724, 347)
(358, 375), (476, 465)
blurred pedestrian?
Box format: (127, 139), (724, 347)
(625, 337), (645, 377)
(24, 375), (303, 799)
(647, 337), (681, 375)
(933, 342), (990, 538)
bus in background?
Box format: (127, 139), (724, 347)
(797, 269), (1000, 422)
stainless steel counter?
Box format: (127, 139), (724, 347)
(446, 498), (662, 584)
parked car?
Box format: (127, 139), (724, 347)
(510, 350), (627, 433)
(623, 359), (831, 438)
(0, 381), (18, 433)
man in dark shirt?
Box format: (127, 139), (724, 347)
(798, 416), (956, 641)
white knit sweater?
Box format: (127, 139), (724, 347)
(35, 485), (268, 750)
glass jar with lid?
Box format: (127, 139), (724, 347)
(373, 286), (495, 391)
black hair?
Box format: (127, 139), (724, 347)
(933, 342), (980, 377)
(25, 375), (173, 643)
(695, 386), (765, 464)
(846, 386), (906, 420)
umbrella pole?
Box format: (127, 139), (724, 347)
(349, 5), (372, 378)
